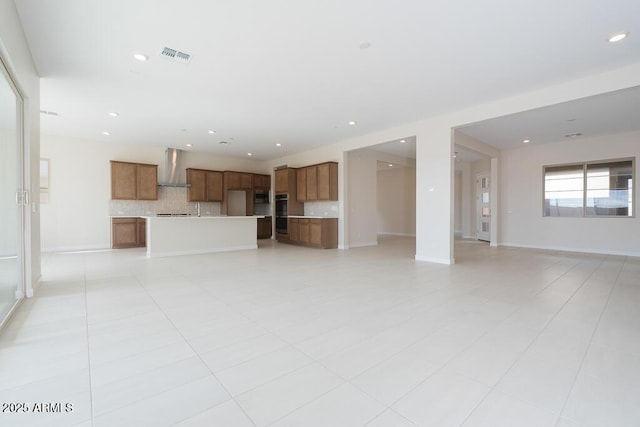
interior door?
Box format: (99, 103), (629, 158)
(0, 58), (24, 325)
(476, 174), (490, 242)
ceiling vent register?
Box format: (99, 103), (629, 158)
(160, 47), (191, 64)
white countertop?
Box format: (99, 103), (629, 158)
(143, 215), (265, 220)
(287, 215), (337, 219)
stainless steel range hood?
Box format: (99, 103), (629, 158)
(158, 148), (189, 187)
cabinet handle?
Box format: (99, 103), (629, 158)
(24, 190), (30, 205)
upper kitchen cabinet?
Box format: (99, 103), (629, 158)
(225, 171), (253, 191)
(317, 162), (338, 200)
(296, 168), (306, 201)
(111, 161), (158, 200)
(306, 165), (318, 200)
(275, 168), (297, 194)
(206, 171), (224, 201)
(137, 164), (158, 200)
(253, 174), (271, 191)
(186, 168), (223, 202)
(295, 162), (338, 201)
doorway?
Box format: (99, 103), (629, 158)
(0, 56), (25, 327)
(476, 173), (490, 242)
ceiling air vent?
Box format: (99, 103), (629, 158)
(160, 47), (191, 64)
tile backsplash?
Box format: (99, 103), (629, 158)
(304, 201), (339, 218)
(109, 187), (221, 216)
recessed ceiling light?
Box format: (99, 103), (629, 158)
(102, 131), (111, 136)
(219, 141), (229, 145)
(608, 32), (629, 43)
(208, 130), (216, 134)
(276, 143), (282, 147)
(133, 53), (148, 61)
(186, 143), (193, 147)
(108, 112), (119, 117)
(247, 152), (253, 156)
(453, 152), (458, 158)
(523, 139), (530, 143)
(388, 164), (393, 167)
(348, 121), (357, 126)
(400, 139), (406, 143)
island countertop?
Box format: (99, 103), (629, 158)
(144, 215), (261, 257)
(140, 215), (265, 219)
(287, 215), (338, 219)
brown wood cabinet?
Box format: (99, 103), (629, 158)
(306, 166), (318, 200)
(111, 161), (158, 200)
(289, 218), (300, 242)
(225, 171), (253, 191)
(112, 217), (146, 248)
(296, 168), (306, 201)
(253, 174), (271, 190)
(206, 171), (224, 201)
(186, 168), (223, 202)
(294, 162), (337, 202)
(275, 168), (297, 194)
(257, 216), (272, 239)
(186, 169), (206, 201)
(285, 217), (337, 249)
(317, 162), (338, 200)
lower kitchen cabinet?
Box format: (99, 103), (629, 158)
(285, 218), (337, 249)
(257, 216), (272, 239)
(112, 217), (146, 248)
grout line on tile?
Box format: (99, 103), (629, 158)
(554, 255), (624, 427)
(456, 255), (611, 426)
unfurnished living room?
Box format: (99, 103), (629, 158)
(1, 1), (639, 426)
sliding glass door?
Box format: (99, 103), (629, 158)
(0, 58), (23, 325)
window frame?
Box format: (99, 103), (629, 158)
(543, 157), (635, 218)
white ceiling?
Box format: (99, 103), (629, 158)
(457, 85), (640, 149)
(13, 0), (640, 160)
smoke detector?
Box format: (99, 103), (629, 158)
(160, 47), (192, 64)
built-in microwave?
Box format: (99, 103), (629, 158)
(254, 190), (269, 204)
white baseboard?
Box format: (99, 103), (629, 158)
(28, 274), (42, 297)
(42, 244), (111, 253)
(377, 232), (416, 237)
(499, 242), (640, 258)
(348, 241), (379, 248)
(415, 254), (455, 265)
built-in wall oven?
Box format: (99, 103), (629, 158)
(275, 194), (288, 234)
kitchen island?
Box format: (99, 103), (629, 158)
(143, 215), (263, 257)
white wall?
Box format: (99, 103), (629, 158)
(501, 130), (640, 256)
(0, 1), (41, 293)
(40, 134), (269, 251)
(377, 166), (416, 236)
(346, 149), (378, 247)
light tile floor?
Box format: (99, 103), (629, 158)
(0, 236), (639, 426)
